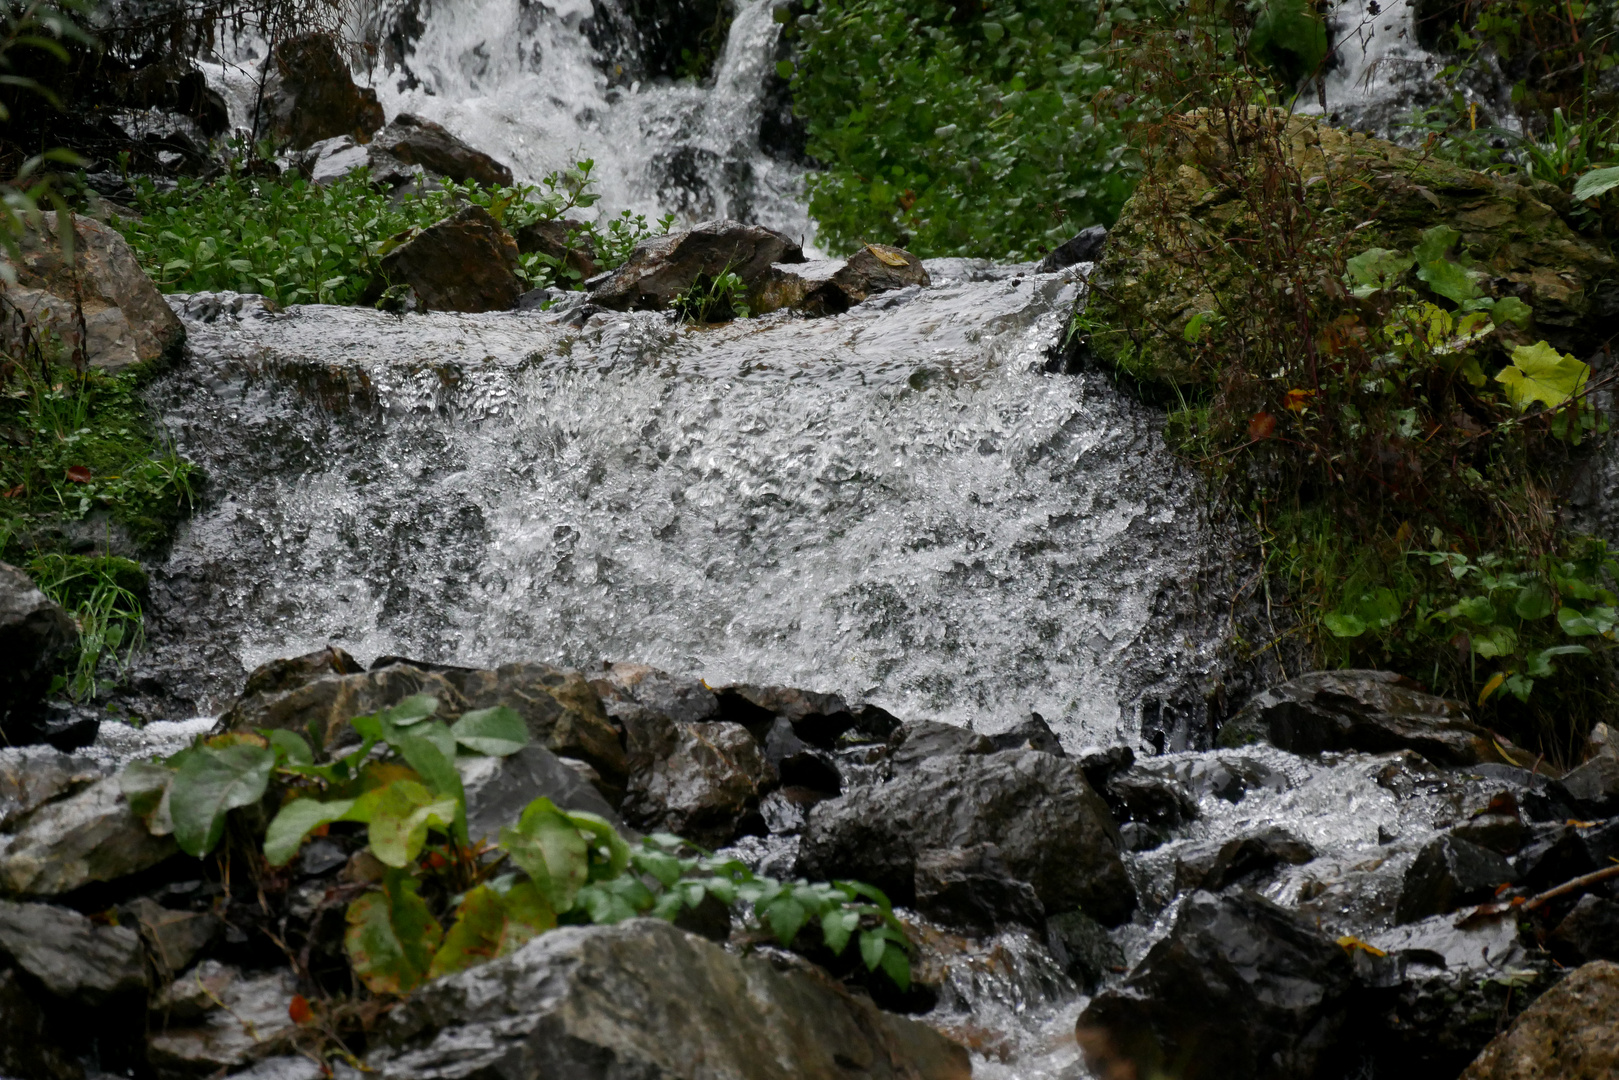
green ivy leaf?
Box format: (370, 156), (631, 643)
(1416, 258), (1482, 305)
(450, 705), (529, 756)
(1495, 342), (1590, 412)
(344, 870), (443, 996)
(859, 927), (887, 971)
(427, 881), (555, 980)
(764, 896), (808, 946)
(1490, 296), (1533, 328)
(500, 798), (590, 913)
(169, 742), (278, 857)
(1525, 644), (1591, 677)
(1470, 624), (1517, 658)
(263, 797), (356, 867)
(1558, 605), (1616, 637)
(574, 876), (655, 924)
(631, 849), (683, 888)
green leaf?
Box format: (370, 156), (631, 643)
(1322, 612), (1366, 638)
(570, 811), (633, 879)
(1525, 644), (1591, 677)
(450, 705), (529, 756)
(427, 881), (556, 979)
(1491, 296), (1532, 328)
(1343, 248), (1414, 298)
(120, 761), (176, 837)
(822, 908), (860, 955)
(381, 694), (440, 727)
(169, 743), (278, 857)
(574, 876), (655, 923)
(364, 780), (459, 868)
(1495, 342), (1591, 412)
(263, 729), (313, 766)
(859, 927), (887, 971)
(764, 896), (808, 946)
(1470, 624), (1517, 658)
(1413, 225), (1460, 264)
(264, 797), (356, 866)
(1572, 166), (1619, 202)
(344, 871), (443, 995)
(500, 798), (590, 912)
(631, 849), (683, 888)
(1417, 258), (1482, 304)
(1558, 605), (1616, 637)
(1513, 584), (1554, 620)
(878, 942), (911, 990)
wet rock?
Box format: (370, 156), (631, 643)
(986, 713), (1066, 756)
(1118, 821), (1171, 852)
(757, 786), (828, 836)
(752, 245), (931, 316)
(0, 965), (81, 1080)
(458, 743), (626, 844)
(1045, 908), (1126, 992)
(830, 244), (930, 304)
(366, 919), (970, 1080)
(302, 134), (370, 184)
(514, 217), (599, 280)
(1137, 754), (1289, 804)
(887, 719), (993, 772)
(586, 219), (804, 312)
(258, 33), (385, 150)
(1460, 960), (1619, 1079)
(1396, 835), (1518, 923)
(370, 113), (514, 188)
(762, 717), (841, 794)
(1077, 890), (1354, 1080)
(238, 645), (364, 701)
(0, 563), (77, 739)
(1106, 770), (1199, 827)
(618, 718), (772, 847)
(2, 212), (185, 372)
(1173, 827), (1316, 892)
(0, 775), (176, 895)
(375, 204), (523, 314)
(913, 843), (1045, 933)
(1558, 754), (1619, 814)
(1079, 745), (1136, 791)
(593, 661), (719, 726)
(1368, 909), (1529, 971)
(0, 747), (103, 828)
(121, 896), (220, 979)
(1220, 669), (1499, 766)
(220, 660), (460, 748)
(1512, 822), (1595, 890)
(713, 683), (856, 746)
(1452, 792), (1528, 855)
(797, 749), (1134, 925)
(1036, 225), (1108, 273)
(0, 899), (146, 1002)
(148, 961), (298, 1076)
(1089, 114), (1618, 391)
(1550, 894), (1619, 964)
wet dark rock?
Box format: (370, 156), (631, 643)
(370, 112), (514, 187)
(1512, 822), (1595, 890)
(122, 897), (220, 979)
(220, 658), (457, 746)
(458, 743), (627, 844)
(1580, 817), (1619, 867)
(1550, 895), (1619, 964)
(713, 683), (857, 748)
(830, 244), (931, 304)
(0, 747), (104, 829)
(1221, 669), (1499, 766)
(3, 212), (186, 374)
(1138, 754), (1289, 804)
(1036, 225), (1108, 273)
(0, 899), (146, 1003)
(797, 749), (1134, 925)
(1173, 828), (1316, 893)
(986, 713), (1065, 756)
(586, 219), (805, 311)
(514, 217), (599, 280)
(0, 563), (77, 740)
(757, 786), (828, 836)
(752, 245), (931, 316)
(237, 645), (363, 701)
(0, 965), (81, 1080)
(0, 775), (176, 895)
(1558, 754), (1619, 815)
(1106, 770), (1199, 827)
(913, 843), (1045, 933)
(593, 662), (719, 726)
(619, 718), (772, 847)
(375, 204), (523, 314)
(365, 919), (970, 1080)
(1046, 908), (1126, 992)
(763, 717), (842, 794)
(1460, 960), (1619, 1079)
(1396, 835), (1517, 923)
(1118, 821), (1171, 852)
(258, 33), (385, 150)
(148, 961), (299, 1076)
(887, 719), (993, 772)
(1077, 890), (1354, 1080)
(1452, 792), (1528, 855)
(1079, 745), (1136, 791)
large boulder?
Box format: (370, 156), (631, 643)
(1086, 112), (1618, 391)
(258, 33), (385, 150)
(0, 563), (76, 738)
(0, 899), (146, 1003)
(457, 743), (626, 844)
(796, 749), (1135, 926)
(369, 113), (514, 188)
(147, 961), (299, 1077)
(0, 775), (176, 895)
(1218, 669), (1504, 766)
(1459, 960), (1619, 1079)
(586, 220), (805, 312)
(2, 213), (185, 372)
(366, 919), (970, 1080)
(375, 204), (523, 313)
(0, 747), (104, 830)
(1558, 753), (1619, 815)
(1077, 890), (1355, 1080)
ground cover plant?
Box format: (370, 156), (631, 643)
(122, 694), (913, 1060)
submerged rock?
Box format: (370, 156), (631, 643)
(586, 219), (804, 311)
(1077, 890), (1354, 1080)
(1172, 827), (1316, 893)
(1220, 669), (1500, 766)
(2, 212), (185, 372)
(796, 749), (1134, 925)
(1460, 960), (1619, 1079)
(913, 842), (1046, 933)
(369, 112), (514, 187)
(0, 899), (146, 1002)
(375, 205), (523, 314)
(1036, 225), (1108, 273)
(0, 565), (77, 742)
(0, 775), (176, 896)
(366, 919), (970, 1080)
(1045, 908), (1127, 992)
(751, 245), (931, 316)
(257, 33), (385, 150)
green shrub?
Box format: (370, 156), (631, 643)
(26, 552), (146, 700)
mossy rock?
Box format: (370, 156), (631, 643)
(25, 554), (149, 608)
(1084, 112), (1619, 393)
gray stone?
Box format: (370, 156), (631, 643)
(148, 961), (299, 1076)
(913, 842), (1045, 932)
(797, 749), (1134, 925)
(0, 746), (104, 829)
(1559, 754), (1619, 813)
(1046, 908), (1126, 992)
(366, 919), (969, 1080)
(1, 212), (184, 372)
(1550, 894), (1619, 965)
(1036, 225), (1108, 273)
(1172, 827), (1316, 893)
(587, 219), (804, 312)
(513, 218), (598, 280)
(752, 245), (931, 317)
(1460, 960), (1619, 1079)
(986, 713), (1066, 756)
(0, 775), (176, 895)
(0, 564), (77, 735)
(121, 896), (220, 979)
(887, 719), (993, 772)
(369, 113), (514, 188)
(592, 662), (719, 727)
(257, 33), (385, 150)
(376, 204), (523, 314)
(1106, 770), (1199, 827)
(1396, 835), (1518, 923)
(458, 742), (626, 844)
(1220, 669), (1498, 766)
(0, 899), (146, 1002)
(618, 716), (772, 847)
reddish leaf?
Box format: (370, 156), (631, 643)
(65, 466), (92, 484)
(1, 484), (22, 498)
(1247, 412), (1277, 440)
(288, 994), (313, 1024)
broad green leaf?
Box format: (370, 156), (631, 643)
(1351, 587), (1401, 630)
(263, 729), (313, 766)
(878, 943), (911, 990)
(859, 927), (887, 971)
(1495, 342), (1591, 412)
(380, 694), (439, 727)
(264, 797), (356, 867)
(822, 908), (860, 955)
(1417, 258), (1482, 304)
(365, 780), (459, 868)
(344, 871), (442, 995)
(1513, 584), (1554, 621)
(450, 705), (529, 756)
(1343, 248), (1413, 298)
(501, 798), (590, 912)
(1525, 644), (1591, 677)
(764, 896), (808, 946)
(427, 881), (556, 979)
(170, 743), (278, 857)
(1322, 612), (1366, 638)
(1491, 296), (1532, 328)
(1445, 595), (1496, 624)
(120, 761), (176, 837)
(1470, 625), (1517, 658)
(631, 849), (683, 888)
(1558, 605), (1616, 636)
(569, 811), (633, 879)
(392, 732), (468, 845)
(1572, 166), (1619, 202)
(1413, 225), (1460, 264)
(574, 876), (655, 924)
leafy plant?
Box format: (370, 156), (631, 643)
(125, 695), (912, 1010)
(670, 267), (750, 323)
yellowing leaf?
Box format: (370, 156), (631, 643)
(344, 871), (442, 996)
(865, 243), (910, 268)
(427, 881), (555, 980)
(1495, 341), (1590, 412)
(1336, 935), (1387, 957)
(1477, 671), (1506, 706)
